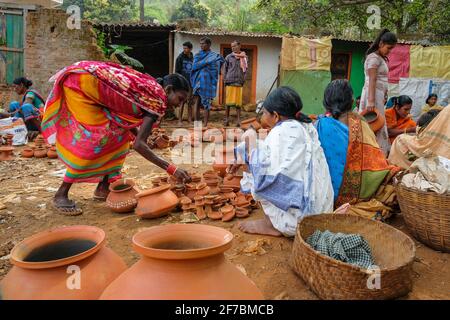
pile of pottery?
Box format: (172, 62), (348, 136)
(0, 224), (264, 300)
(20, 134), (58, 159)
(147, 128), (178, 149)
(0, 133), (15, 161)
(176, 170), (258, 222)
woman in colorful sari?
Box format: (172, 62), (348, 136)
(42, 61), (191, 215)
(9, 77), (45, 132)
(389, 105), (450, 169)
(385, 95), (417, 144)
(227, 87), (334, 237)
(316, 80), (399, 218)
(359, 29), (397, 155)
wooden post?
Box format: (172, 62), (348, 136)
(139, 0), (144, 22)
(168, 31), (174, 74)
(22, 8), (27, 76)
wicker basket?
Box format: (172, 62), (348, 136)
(291, 214), (416, 300)
(395, 181), (450, 252)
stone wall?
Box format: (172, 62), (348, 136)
(25, 8), (106, 97)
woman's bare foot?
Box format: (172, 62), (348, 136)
(53, 197), (83, 216)
(238, 217), (282, 237)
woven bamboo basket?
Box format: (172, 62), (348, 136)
(395, 181), (450, 252)
(291, 214), (416, 300)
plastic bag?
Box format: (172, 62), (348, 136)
(0, 117), (28, 146)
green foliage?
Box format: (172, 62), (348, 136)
(109, 45), (145, 70)
(63, 0), (135, 22)
(171, 0), (211, 24)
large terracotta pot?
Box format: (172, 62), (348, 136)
(100, 224), (264, 300)
(106, 178), (140, 213)
(135, 184), (179, 219)
(0, 225), (127, 300)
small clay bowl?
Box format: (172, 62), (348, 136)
(236, 207), (250, 218)
(220, 205), (236, 222)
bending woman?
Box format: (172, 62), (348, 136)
(228, 87), (334, 237)
(42, 61), (191, 215)
(9, 77), (45, 132)
(359, 29), (397, 154)
(385, 95), (416, 144)
(389, 105), (449, 169)
(316, 80), (399, 213)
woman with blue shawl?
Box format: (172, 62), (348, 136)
(316, 80), (400, 219)
(228, 87), (334, 237)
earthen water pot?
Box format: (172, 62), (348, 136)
(34, 147), (47, 158)
(240, 117), (262, 131)
(0, 225), (127, 300)
(223, 173), (242, 192)
(360, 109), (385, 133)
(100, 224), (264, 300)
(106, 178), (140, 213)
(0, 146), (14, 161)
(21, 148), (34, 159)
(47, 146), (58, 159)
(135, 184), (179, 219)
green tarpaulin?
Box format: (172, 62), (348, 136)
(280, 70), (331, 115)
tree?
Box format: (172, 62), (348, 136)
(255, 0), (450, 42)
(171, 0), (211, 24)
(62, 0), (135, 22)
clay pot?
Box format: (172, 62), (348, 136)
(21, 148), (34, 159)
(190, 174), (202, 184)
(0, 146), (14, 161)
(223, 173), (242, 192)
(194, 196), (207, 220)
(236, 207), (250, 218)
(220, 205), (236, 222)
(240, 117), (261, 131)
(106, 178), (140, 213)
(100, 224), (264, 300)
(172, 184), (186, 198)
(185, 183), (198, 200)
(208, 210), (223, 220)
(34, 147), (47, 158)
(155, 134), (170, 149)
(180, 197), (193, 213)
(220, 187), (236, 201)
(0, 225), (127, 300)
(135, 184), (179, 219)
(195, 182), (210, 197)
(205, 178), (220, 195)
(47, 146), (58, 159)
(360, 109), (385, 133)
(213, 146), (235, 177)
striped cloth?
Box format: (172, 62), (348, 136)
(190, 50), (224, 110)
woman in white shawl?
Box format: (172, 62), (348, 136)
(228, 87), (334, 237)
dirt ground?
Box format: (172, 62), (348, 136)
(0, 112), (449, 300)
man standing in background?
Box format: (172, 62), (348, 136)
(223, 40), (247, 127)
(175, 41), (194, 125)
(190, 37), (224, 127)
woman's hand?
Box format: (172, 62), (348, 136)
(227, 163), (242, 175)
(366, 104), (376, 112)
(173, 168), (192, 183)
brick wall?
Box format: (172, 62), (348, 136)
(25, 8), (106, 97)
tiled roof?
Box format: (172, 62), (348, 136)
(174, 29), (282, 38)
(94, 21), (176, 30)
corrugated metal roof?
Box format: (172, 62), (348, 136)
(174, 29), (282, 38)
(94, 21), (176, 30)
(332, 37), (427, 45)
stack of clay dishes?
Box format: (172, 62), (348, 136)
(33, 135), (47, 158)
(222, 173), (243, 192)
(0, 134), (15, 161)
(240, 118), (262, 131)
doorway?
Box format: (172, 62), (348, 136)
(219, 44), (257, 105)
